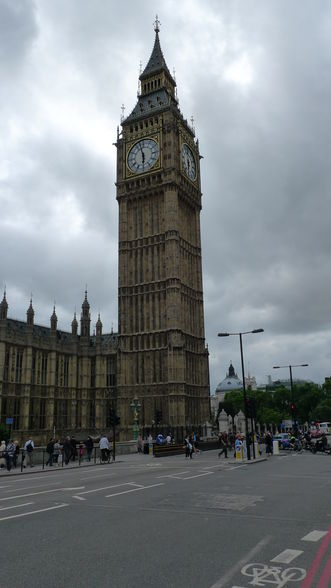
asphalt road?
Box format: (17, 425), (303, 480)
(1, 449), (331, 588)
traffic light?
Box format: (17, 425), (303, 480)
(290, 402), (295, 414)
(245, 397), (256, 419)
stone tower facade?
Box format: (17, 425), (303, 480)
(116, 21), (210, 440)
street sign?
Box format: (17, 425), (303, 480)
(5, 417), (13, 425)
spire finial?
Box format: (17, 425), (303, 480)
(121, 104), (125, 122)
(154, 14), (161, 33)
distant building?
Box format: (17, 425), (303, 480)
(210, 362), (243, 415)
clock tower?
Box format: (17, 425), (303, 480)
(116, 19), (210, 440)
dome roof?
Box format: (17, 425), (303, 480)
(215, 362), (242, 394)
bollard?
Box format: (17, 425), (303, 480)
(273, 440), (280, 455)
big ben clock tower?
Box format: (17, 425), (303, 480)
(116, 18), (210, 440)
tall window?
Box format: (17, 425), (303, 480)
(90, 358), (96, 388)
(15, 349), (23, 383)
(64, 356), (69, 387)
(3, 349), (9, 381)
(13, 399), (20, 430)
(39, 399), (46, 429)
(41, 353), (48, 385)
(106, 357), (116, 387)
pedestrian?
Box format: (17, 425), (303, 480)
(24, 438), (35, 467)
(70, 436), (77, 461)
(265, 431), (273, 456)
(53, 439), (61, 464)
(136, 435), (143, 453)
(166, 433), (171, 445)
(78, 444), (84, 462)
(5, 439), (15, 471)
(0, 440), (6, 469)
(62, 436), (72, 465)
(99, 434), (110, 462)
(85, 436), (94, 462)
(218, 431), (228, 459)
(46, 438), (54, 466)
(13, 440), (20, 468)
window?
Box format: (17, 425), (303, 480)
(15, 349), (23, 383)
(41, 353), (48, 385)
(106, 357), (116, 387)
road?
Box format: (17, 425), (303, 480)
(0, 449), (331, 587)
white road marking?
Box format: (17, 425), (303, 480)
(0, 488), (62, 501)
(105, 482), (164, 498)
(0, 503), (68, 522)
(0, 502), (34, 511)
(301, 530), (328, 542)
(180, 472), (214, 480)
(271, 549), (303, 563)
(3, 481), (62, 492)
(209, 535), (272, 588)
(157, 471), (190, 478)
(75, 482), (136, 496)
(0, 486), (85, 501)
(72, 496), (86, 501)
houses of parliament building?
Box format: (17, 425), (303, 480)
(0, 21), (210, 443)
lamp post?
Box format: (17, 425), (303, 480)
(218, 329), (264, 460)
(273, 364), (308, 434)
(130, 396), (141, 441)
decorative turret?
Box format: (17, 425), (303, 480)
(50, 305), (57, 331)
(26, 298), (34, 326)
(80, 290), (91, 338)
(96, 314), (102, 338)
(71, 311), (78, 337)
(124, 16), (177, 124)
(0, 290), (8, 320)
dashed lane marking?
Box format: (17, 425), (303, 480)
(302, 530), (328, 542)
(75, 482), (140, 496)
(105, 482), (164, 498)
(271, 549), (303, 564)
(72, 496), (86, 501)
(0, 502), (69, 522)
(0, 502), (34, 511)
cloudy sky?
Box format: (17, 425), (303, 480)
(1, 0), (331, 389)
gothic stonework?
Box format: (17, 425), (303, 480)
(115, 23), (210, 440)
(0, 23), (210, 444)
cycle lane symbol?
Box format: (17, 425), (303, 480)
(239, 562), (306, 588)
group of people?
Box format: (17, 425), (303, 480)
(184, 432), (200, 458)
(0, 438), (34, 471)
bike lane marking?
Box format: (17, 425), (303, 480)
(301, 522), (331, 588)
(208, 535), (272, 588)
(271, 549), (303, 564)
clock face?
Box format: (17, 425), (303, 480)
(128, 138), (159, 174)
(182, 143), (196, 181)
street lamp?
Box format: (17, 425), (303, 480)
(273, 364), (309, 433)
(218, 329), (264, 460)
(130, 396), (141, 441)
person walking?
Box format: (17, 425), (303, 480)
(136, 435), (143, 454)
(62, 436), (72, 465)
(24, 438), (35, 467)
(5, 439), (15, 471)
(53, 439), (61, 464)
(46, 438), (54, 466)
(265, 431), (273, 457)
(99, 435), (110, 462)
(85, 436), (94, 462)
(0, 440), (6, 469)
(218, 432), (228, 458)
(13, 440), (20, 468)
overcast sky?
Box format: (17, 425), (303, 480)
(1, 0), (331, 390)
